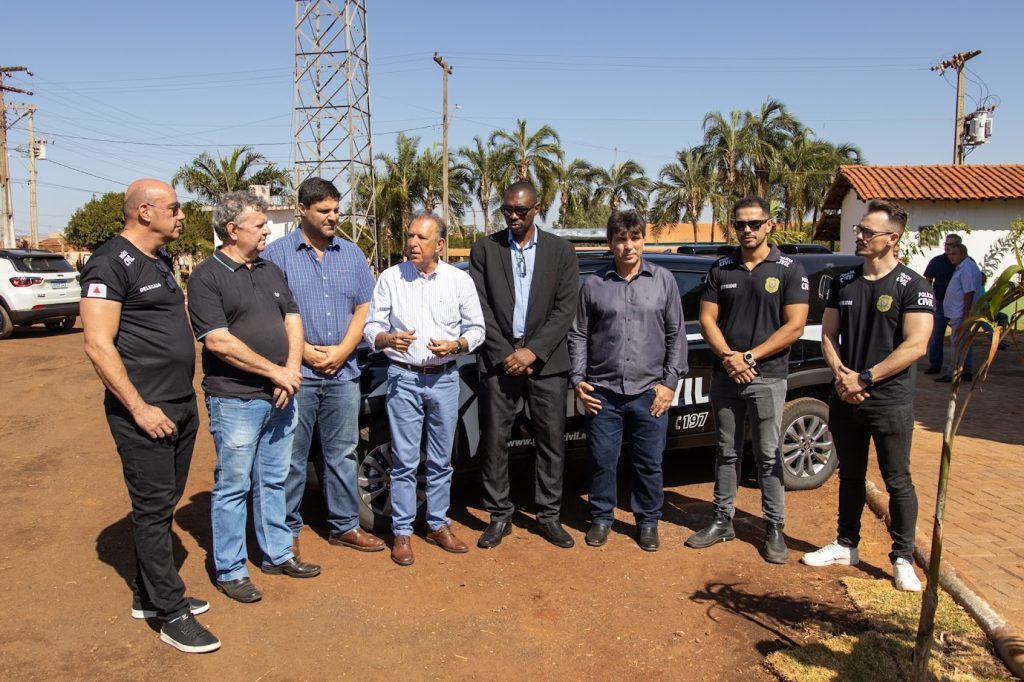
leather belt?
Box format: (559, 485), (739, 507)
(390, 360), (456, 375)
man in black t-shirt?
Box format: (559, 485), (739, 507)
(922, 233), (961, 374)
(801, 200), (934, 592)
(80, 179), (219, 653)
(187, 191), (320, 604)
(684, 196), (809, 564)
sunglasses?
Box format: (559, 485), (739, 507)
(852, 224), (894, 240)
(731, 219), (769, 232)
(501, 204), (534, 218)
(145, 201), (182, 214)
(154, 259), (178, 292)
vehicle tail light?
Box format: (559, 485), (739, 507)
(9, 277), (44, 287)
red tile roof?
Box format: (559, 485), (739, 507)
(821, 164), (1024, 210)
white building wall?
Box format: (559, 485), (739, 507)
(836, 191), (1024, 277)
(212, 206), (296, 248)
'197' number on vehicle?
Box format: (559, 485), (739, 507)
(675, 411), (709, 431)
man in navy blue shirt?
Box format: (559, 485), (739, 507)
(922, 233), (961, 374)
(263, 177), (385, 557)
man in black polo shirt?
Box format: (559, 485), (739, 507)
(81, 178), (219, 653)
(188, 191), (320, 604)
(922, 233), (961, 374)
(801, 200), (934, 592)
(685, 196), (809, 564)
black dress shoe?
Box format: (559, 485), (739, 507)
(684, 515), (735, 549)
(638, 526), (660, 552)
(260, 556), (321, 578)
(761, 521), (789, 564)
(923, 366), (941, 375)
(216, 577), (262, 603)
(477, 520), (513, 549)
(585, 522), (611, 547)
(537, 520), (574, 548)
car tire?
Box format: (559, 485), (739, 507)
(0, 305), (13, 340)
(44, 315), (76, 333)
(357, 438), (427, 533)
(780, 397), (836, 491)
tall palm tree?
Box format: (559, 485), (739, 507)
(489, 119), (563, 215)
(743, 98), (800, 198)
(593, 160), (652, 212)
(651, 147), (715, 242)
(702, 109), (751, 203)
(418, 144), (472, 237)
(806, 140), (863, 226)
(457, 136), (509, 234)
(172, 146), (289, 202)
(553, 158), (597, 227)
(374, 134), (425, 253)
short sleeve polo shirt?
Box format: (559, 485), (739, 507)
(702, 245), (810, 379)
(826, 263), (935, 405)
(80, 235), (195, 403)
(187, 250), (300, 400)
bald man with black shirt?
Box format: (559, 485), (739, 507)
(802, 199), (934, 592)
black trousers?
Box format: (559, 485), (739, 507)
(105, 393), (198, 620)
(478, 369), (568, 523)
(829, 397), (918, 563)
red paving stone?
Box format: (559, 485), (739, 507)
(866, 337), (1024, 629)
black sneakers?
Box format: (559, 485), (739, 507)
(131, 596), (209, 620)
(159, 612), (221, 654)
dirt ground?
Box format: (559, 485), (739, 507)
(0, 323), (980, 680)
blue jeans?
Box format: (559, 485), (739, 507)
(385, 365), (459, 536)
(585, 387), (667, 527)
(286, 378), (361, 536)
(709, 375), (787, 524)
(207, 395), (297, 581)
(927, 310), (949, 371)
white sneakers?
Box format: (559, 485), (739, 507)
(892, 557), (923, 592)
(802, 540), (923, 592)
(800, 540), (859, 566)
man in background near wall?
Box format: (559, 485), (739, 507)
(922, 233), (962, 375)
(936, 242), (982, 383)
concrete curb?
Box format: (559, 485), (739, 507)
(864, 480), (1024, 678)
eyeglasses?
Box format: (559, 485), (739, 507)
(144, 202), (182, 214)
(852, 224), (894, 240)
(154, 259), (177, 292)
(501, 204), (533, 218)
(513, 249), (526, 277)
(731, 219), (769, 232)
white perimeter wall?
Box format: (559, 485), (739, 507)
(212, 207), (296, 248)
(837, 191), (1024, 277)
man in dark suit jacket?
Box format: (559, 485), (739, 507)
(469, 181), (580, 549)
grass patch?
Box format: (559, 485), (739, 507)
(765, 578), (1012, 681)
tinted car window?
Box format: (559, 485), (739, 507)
(10, 256), (75, 273)
(673, 270), (706, 322)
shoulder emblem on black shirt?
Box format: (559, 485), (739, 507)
(716, 256), (733, 267)
(896, 271), (912, 287)
(839, 269), (857, 284)
(778, 255), (793, 268)
(118, 250), (135, 267)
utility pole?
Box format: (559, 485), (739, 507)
(931, 50), (981, 165)
(1, 66), (34, 248)
(433, 52), (452, 260)
(10, 105), (39, 246)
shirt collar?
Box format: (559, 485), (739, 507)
(600, 258), (655, 281)
(508, 225), (540, 251)
(213, 249), (264, 272)
(729, 244), (782, 263)
(290, 226), (339, 251)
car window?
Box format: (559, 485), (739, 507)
(672, 271), (706, 321)
(10, 256), (75, 273)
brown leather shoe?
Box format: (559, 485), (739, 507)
(391, 535), (414, 566)
(329, 527), (386, 552)
(426, 524), (469, 554)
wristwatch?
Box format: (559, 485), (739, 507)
(859, 369), (874, 387)
(451, 340), (463, 355)
(743, 351), (757, 368)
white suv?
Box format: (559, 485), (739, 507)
(0, 249), (81, 339)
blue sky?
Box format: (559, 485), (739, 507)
(3, 0), (1022, 237)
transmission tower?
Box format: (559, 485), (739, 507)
(293, 0), (378, 268)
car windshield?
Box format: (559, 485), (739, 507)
(10, 256), (75, 273)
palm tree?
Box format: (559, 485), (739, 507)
(593, 160), (652, 212)
(702, 109), (751, 203)
(374, 134), (425, 254)
(779, 129), (864, 230)
(553, 158), (597, 227)
(172, 146), (289, 202)
(651, 147), (715, 242)
(418, 144), (472, 237)
(743, 98), (800, 198)
(457, 136), (509, 234)
(806, 140), (863, 226)
(489, 119), (563, 215)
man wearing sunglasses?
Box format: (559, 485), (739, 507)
(685, 196), (809, 565)
(469, 181), (579, 549)
(80, 179), (220, 653)
(801, 200), (933, 592)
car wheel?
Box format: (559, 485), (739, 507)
(357, 438), (427, 533)
(0, 306), (12, 340)
(780, 397), (836, 490)
(44, 315), (76, 333)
